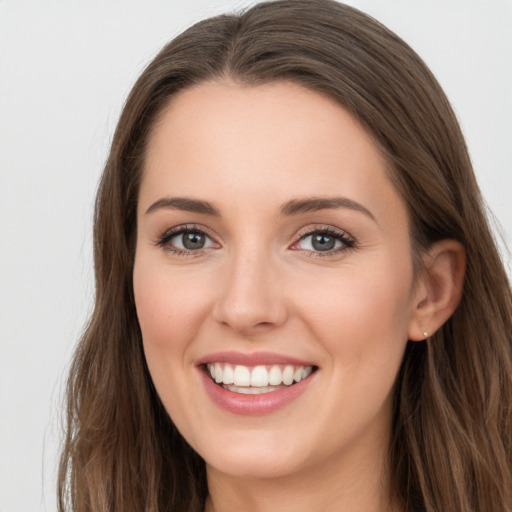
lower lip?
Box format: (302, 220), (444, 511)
(199, 368), (316, 416)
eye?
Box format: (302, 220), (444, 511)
(291, 227), (355, 257)
(155, 225), (219, 255)
(173, 231), (209, 250)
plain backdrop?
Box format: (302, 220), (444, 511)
(0, 1), (511, 511)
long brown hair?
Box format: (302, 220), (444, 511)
(58, 1), (512, 511)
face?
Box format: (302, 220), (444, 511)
(134, 81), (420, 481)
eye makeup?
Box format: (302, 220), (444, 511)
(291, 226), (355, 258)
(153, 223), (356, 259)
(154, 223), (219, 257)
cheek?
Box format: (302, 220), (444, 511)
(132, 259), (215, 439)
(287, 261), (414, 449)
(132, 258), (212, 391)
(294, 256), (414, 377)
(134, 259), (206, 340)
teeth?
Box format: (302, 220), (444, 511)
(268, 365), (282, 386)
(251, 365), (269, 387)
(282, 365), (294, 385)
(214, 363), (223, 383)
(206, 362), (314, 388)
(222, 364), (234, 384)
(233, 365), (251, 386)
(223, 384), (283, 395)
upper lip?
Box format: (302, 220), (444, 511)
(196, 351), (316, 367)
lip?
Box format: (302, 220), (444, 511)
(196, 350), (315, 367)
(198, 362), (317, 416)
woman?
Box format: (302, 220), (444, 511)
(58, 1), (512, 511)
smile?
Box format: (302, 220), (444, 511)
(206, 363), (314, 394)
(198, 352), (318, 415)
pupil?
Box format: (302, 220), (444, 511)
(312, 234), (335, 251)
(182, 232), (205, 250)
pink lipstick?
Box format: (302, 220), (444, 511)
(197, 351), (317, 415)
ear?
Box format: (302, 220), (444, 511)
(408, 240), (466, 341)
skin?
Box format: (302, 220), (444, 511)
(133, 81), (465, 512)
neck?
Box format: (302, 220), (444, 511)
(204, 434), (397, 512)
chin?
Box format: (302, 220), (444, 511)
(192, 428), (311, 480)
(205, 451), (305, 480)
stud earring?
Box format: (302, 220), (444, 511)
(423, 331), (429, 339)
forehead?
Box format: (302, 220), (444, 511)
(147, 80), (381, 168)
(140, 80), (405, 229)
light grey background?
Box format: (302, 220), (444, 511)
(1, 1), (510, 511)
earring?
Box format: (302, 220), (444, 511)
(423, 331), (429, 339)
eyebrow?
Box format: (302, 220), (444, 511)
(145, 197), (220, 216)
(145, 195), (375, 222)
(278, 197), (376, 222)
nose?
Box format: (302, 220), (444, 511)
(212, 250), (287, 336)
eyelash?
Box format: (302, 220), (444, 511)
(154, 224), (216, 257)
(154, 225), (355, 258)
(293, 227), (355, 258)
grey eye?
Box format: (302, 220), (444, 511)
(159, 226), (218, 254)
(298, 232), (342, 252)
(181, 232), (206, 250)
(311, 234), (336, 251)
